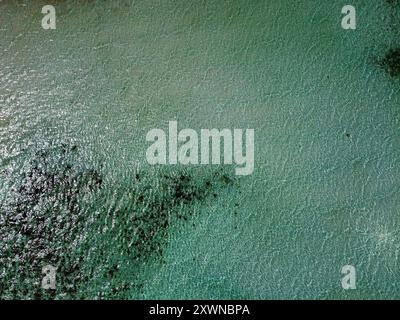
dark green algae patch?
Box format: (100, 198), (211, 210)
(379, 48), (400, 78)
(377, 2), (400, 78)
(386, 0), (400, 6)
(0, 143), (238, 299)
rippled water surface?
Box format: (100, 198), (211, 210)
(1, 0), (400, 299)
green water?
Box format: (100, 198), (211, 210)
(1, 0), (400, 299)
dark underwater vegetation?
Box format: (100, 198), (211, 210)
(0, 143), (237, 299)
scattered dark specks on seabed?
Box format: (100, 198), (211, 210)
(0, 143), (238, 299)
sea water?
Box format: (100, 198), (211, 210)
(0, 0), (399, 299)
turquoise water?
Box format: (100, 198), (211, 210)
(1, 0), (400, 299)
